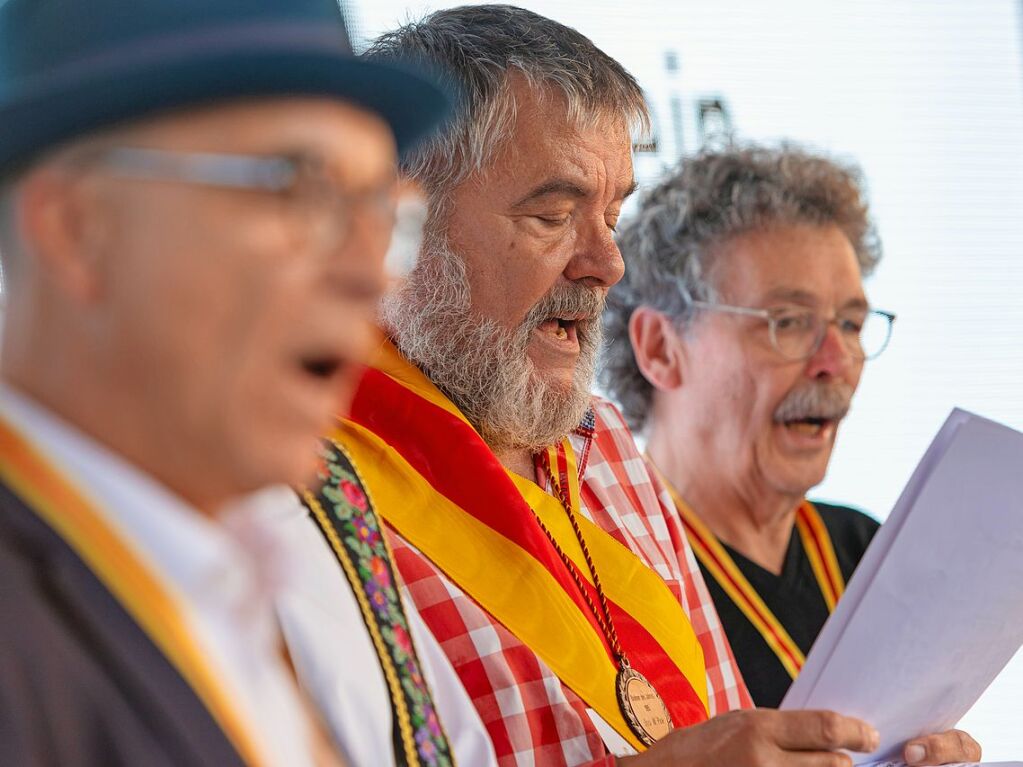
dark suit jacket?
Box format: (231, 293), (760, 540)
(0, 479), (248, 766)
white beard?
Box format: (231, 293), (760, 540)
(380, 233), (603, 453)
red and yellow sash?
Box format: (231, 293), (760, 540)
(0, 415), (267, 766)
(335, 341), (709, 751)
(656, 471), (844, 680)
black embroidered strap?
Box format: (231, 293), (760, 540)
(301, 440), (455, 767)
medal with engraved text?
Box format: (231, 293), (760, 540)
(616, 661), (673, 746)
(538, 443), (675, 749)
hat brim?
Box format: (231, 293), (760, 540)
(0, 44), (453, 172)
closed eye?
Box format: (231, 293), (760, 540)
(534, 215), (570, 227)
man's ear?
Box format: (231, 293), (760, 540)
(629, 306), (686, 392)
(16, 167), (111, 304)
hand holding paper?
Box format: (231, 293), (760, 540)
(781, 410), (1023, 766)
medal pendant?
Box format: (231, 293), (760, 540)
(615, 663), (673, 746)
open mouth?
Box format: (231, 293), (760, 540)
(782, 417), (833, 437)
(536, 317), (580, 344)
(300, 355), (343, 381)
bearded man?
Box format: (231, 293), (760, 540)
(305, 6), (980, 767)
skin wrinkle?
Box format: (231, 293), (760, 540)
(383, 80), (632, 460)
(644, 224), (867, 569)
(382, 230), (605, 454)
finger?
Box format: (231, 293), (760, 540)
(775, 710), (880, 753)
(904, 729), (982, 765)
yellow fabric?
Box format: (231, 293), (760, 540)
(366, 338), (470, 424)
(333, 418), (647, 751)
(671, 489), (806, 679)
(337, 343), (712, 747)
(796, 502), (845, 611)
(0, 415), (267, 766)
(527, 440), (708, 713)
(654, 464), (845, 681)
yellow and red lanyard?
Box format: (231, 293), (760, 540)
(0, 416), (268, 766)
(658, 473), (845, 680)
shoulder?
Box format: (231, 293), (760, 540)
(807, 500), (880, 574)
(587, 396), (643, 458)
(0, 488), (236, 767)
(0, 527), (124, 764)
(810, 500), (881, 535)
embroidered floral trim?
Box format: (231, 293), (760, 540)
(309, 442), (454, 767)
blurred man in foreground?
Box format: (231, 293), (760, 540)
(0, 0), (449, 763)
(602, 144), (979, 760)
(302, 6), (979, 766)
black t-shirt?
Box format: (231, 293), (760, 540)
(696, 502), (881, 708)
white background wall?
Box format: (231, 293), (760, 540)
(353, 0), (1023, 757)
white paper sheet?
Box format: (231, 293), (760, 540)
(781, 409), (1023, 765)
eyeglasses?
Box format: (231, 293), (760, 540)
(85, 146), (399, 260)
(689, 300), (896, 361)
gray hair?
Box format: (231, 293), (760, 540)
(365, 4), (648, 223)
(601, 142), (882, 431)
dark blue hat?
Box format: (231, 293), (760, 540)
(0, 0), (453, 172)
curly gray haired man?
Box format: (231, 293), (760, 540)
(602, 144), (982, 766)
(603, 143), (882, 432)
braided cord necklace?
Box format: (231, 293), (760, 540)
(535, 441), (672, 747)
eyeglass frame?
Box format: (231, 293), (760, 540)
(76, 145), (400, 260)
(686, 299), (897, 362)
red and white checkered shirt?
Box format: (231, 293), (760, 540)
(388, 396), (752, 766)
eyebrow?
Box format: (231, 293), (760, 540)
(762, 288), (870, 311)
(762, 288), (820, 305)
(511, 179), (588, 208)
(840, 296), (870, 312)
(510, 177), (639, 210)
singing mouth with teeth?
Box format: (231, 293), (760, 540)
(544, 317), (576, 343)
(535, 316), (582, 344)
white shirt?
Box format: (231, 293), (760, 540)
(0, 384), (318, 767)
(248, 489), (498, 767)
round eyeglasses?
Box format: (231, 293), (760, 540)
(689, 300), (896, 361)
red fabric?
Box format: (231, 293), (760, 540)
(583, 400), (753, 717)
(351, 370), (603, 635)
(351, 368), (708, 729)
(682, 515), (804, 670)
(797, 503), (843, 602)
(380, 396), (752, 766)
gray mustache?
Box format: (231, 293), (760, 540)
(774, 382), (854, 423)
(522, 286), (607, 330)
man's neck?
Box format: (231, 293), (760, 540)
(646, 429), (802, 575)
(493, 446), (538, 484)
(1, 364), (228, 517)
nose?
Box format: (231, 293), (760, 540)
(805, 322), (856, 380)
(562, 217), (625, 288)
